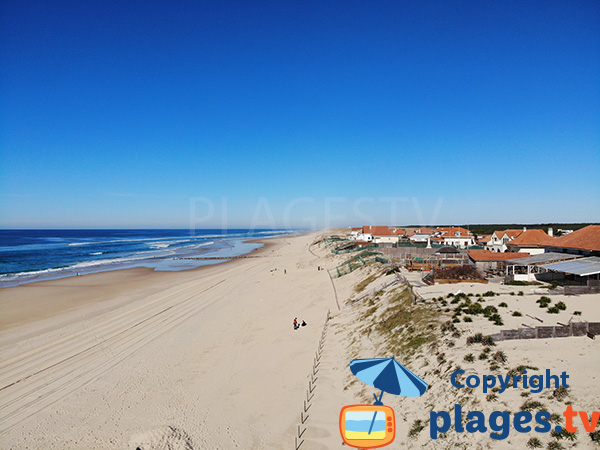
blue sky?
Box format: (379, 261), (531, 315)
(1, 0), (598, 229)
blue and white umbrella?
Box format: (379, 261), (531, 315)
(350, 357), (428, 435)
(350, 357), (428, 402)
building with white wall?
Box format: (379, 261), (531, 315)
(486, 229), (523, 252)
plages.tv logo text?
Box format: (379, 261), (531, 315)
(430, 369), (600, 440)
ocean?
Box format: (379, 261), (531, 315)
(0, 229), (295, 288)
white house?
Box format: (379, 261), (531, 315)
(436, 227), (476, 248)
(348, 228), (362, 241)
(443, 235), (476, 248)
(486, 229), (523, 253)
(361, 226), (403, 244)
(409, 234), (430, 244)
(407, 227), (434, 244)
(355, 233), (373, 243)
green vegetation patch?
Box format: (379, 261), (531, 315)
(431, 265), (485, 281)
(526, 437), (543, 448)
(552, 386), (569, 402)
(537, 296), (552, 307)
(354, 270), (384, 293)
(373, 287), (442, 357)
(505, 281), (542, 286)
(520, 400), (547, 412)
(509, 365), (539, 375)
(466, 333), (496, 346)
(492, 351), (507, 363)
(551, 428), (577, 441)
(408, 419), (427, 438)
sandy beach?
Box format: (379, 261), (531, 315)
(0, 233), (336, 449)
(2, 232), (599, 449)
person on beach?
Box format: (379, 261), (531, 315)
(301, 320), (307, 327)
(293, 318), (298, 330)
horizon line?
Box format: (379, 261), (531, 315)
(2, 222), (598, 231)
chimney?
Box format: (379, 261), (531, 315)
(548, 227), (553, 237)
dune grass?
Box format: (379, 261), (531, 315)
(354, 270), (384, 294)
(361, 286), (442, 357)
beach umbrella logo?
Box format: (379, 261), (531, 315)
(339, 357), (428, 448)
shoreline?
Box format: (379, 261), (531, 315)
(0, 231), (337, 448)
(0, 233), (288, 290)
(0, 238), (277, 332)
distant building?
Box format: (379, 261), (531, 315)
(408, 227), (434, 244)
(405, 227), (434, 236)
(435, 227), (475, 248)
(486, 229), (523, 253)
(477, 234), (492, 246)
(348, 227), (362, 241)
(354, 232), (373, 243)
(468, 250), (530, 273)
(359, 226), (404, 244)
(505, 229), (553, 255)
(556, 229), (574, 236)
(504, 252), (584, 283)
(541, 225), (600, 257)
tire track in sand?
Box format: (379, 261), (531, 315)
(0, 260), (267, 435)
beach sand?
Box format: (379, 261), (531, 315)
(0, 233), (336, 449)
(2, 232), (599, 449)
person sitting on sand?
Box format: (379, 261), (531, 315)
(301, 320), (307, 327)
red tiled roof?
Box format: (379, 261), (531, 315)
(468, 250), (530, 261)
(542, 225), (600, 252)
(362, 226), (403, 236)
(436, 227), (473, 237)
(414, 227), (433, 234)
(404, 227), (433, 235)
(478, 235), (492, 243)
(506, 229), (552, 247)
(494, 229), (523, 240)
